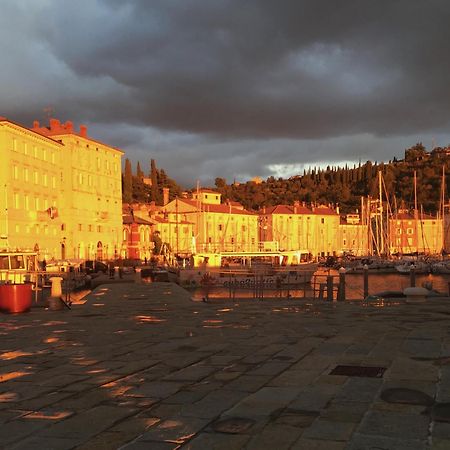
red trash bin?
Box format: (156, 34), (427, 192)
(0, 283), (32, 313)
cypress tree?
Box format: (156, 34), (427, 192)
(150, 159), (159, 204)
(123, 158), (133, 203)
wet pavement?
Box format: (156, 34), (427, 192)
(1, 282), (450, 449)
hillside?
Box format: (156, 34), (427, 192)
(212, 143), (450, 213)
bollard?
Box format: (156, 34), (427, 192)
(135, 267), (142, 284)
(338, 267), (346, 301)
(327, 275), (334, 302)
(410, 266), (416, 287)
(48, 276), (64, 310)
(114, 266), (120, 279)
(363, 264), (369, 299)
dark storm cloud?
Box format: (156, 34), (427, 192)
(2, 0), (450, 185)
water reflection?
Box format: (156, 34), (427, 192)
(190, 272), (450, 300)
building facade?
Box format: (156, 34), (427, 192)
(0, 117), (123, 261)
(259, 203), (341, 257)
(338, 214), (369, 256)
(164, 191), (259, 253)
(389, 211), (443, 254)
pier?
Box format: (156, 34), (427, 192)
(1, 281), (450, 448)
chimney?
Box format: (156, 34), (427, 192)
(65, 121), (73, 133)
(181, 191), (188, 198)
(294, 200), (299, 214)
(49, 118), (60, 130)
(163, 187), (170, 206)
(79, 124), (87, 137)
(32, 120), (39, 129)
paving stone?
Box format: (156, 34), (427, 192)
(138, 416), (208, 443)
(346, 433), (428, 450)
(302, 418), (355, 441)
(180, 389), (244, 419)
(290, 437), (346, 450)
(163, 365), (216, 382)
(223, 387), (302, 418)
(181, 431), (250, 449)
(357, 410), (430, 440)
(224, 374), (272, 393)
(7, 436), (80, 450)
(0, 419), (50, 446)
(288, 384), (340, 412)
(38, 405), (136, 441)
(124, 381), (184, 399)
(245, 423), (303, 449)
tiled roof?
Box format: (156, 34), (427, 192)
(122, 214), (153, 225)
(178, 199), (256, 215)
(262, 204), (337, 216)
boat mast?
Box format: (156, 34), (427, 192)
(378, 171), (384, 255)
(414, 170), (418, 253)
(441, 165), (446, 254)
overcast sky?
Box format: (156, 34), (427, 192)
(2, 0), (450, 187)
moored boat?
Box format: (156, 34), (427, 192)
(174, 250), (318, 288)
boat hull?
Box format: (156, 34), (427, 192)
(177, 264), (318, 288)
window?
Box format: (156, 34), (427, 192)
(321, 218), (325, 224)
(78, 224), (83, 231)
(33, 171), (38, 184)
(407, 228), (413, 235)
(24, 195), (29, 210)
(24, 168), (29, 182)
(14, 193), (20, 209)
(343, 239), (347, 246)
(13, 165), (19, 179)
(218, 224), (223, 231)
(397, 228), (402, 235)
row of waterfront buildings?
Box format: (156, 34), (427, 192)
(0, 116), (447, 262)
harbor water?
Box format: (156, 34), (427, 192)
(190, 271), (450, 301)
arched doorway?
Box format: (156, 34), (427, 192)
(96, 241), (103, 261)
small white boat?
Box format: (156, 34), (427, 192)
(395, 261), (431, 274)
(431, 261), (450, 274)
(0, 250), (38, 283)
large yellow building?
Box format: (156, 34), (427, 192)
(164, 190), (259, 253)
(259, 203), (340, 257)
(338, 214), (369, 256)
(0, 117), (123, 260)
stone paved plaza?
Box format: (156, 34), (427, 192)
(1, 281), (450, 449)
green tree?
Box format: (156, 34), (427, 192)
(123, 158), (133, 203)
